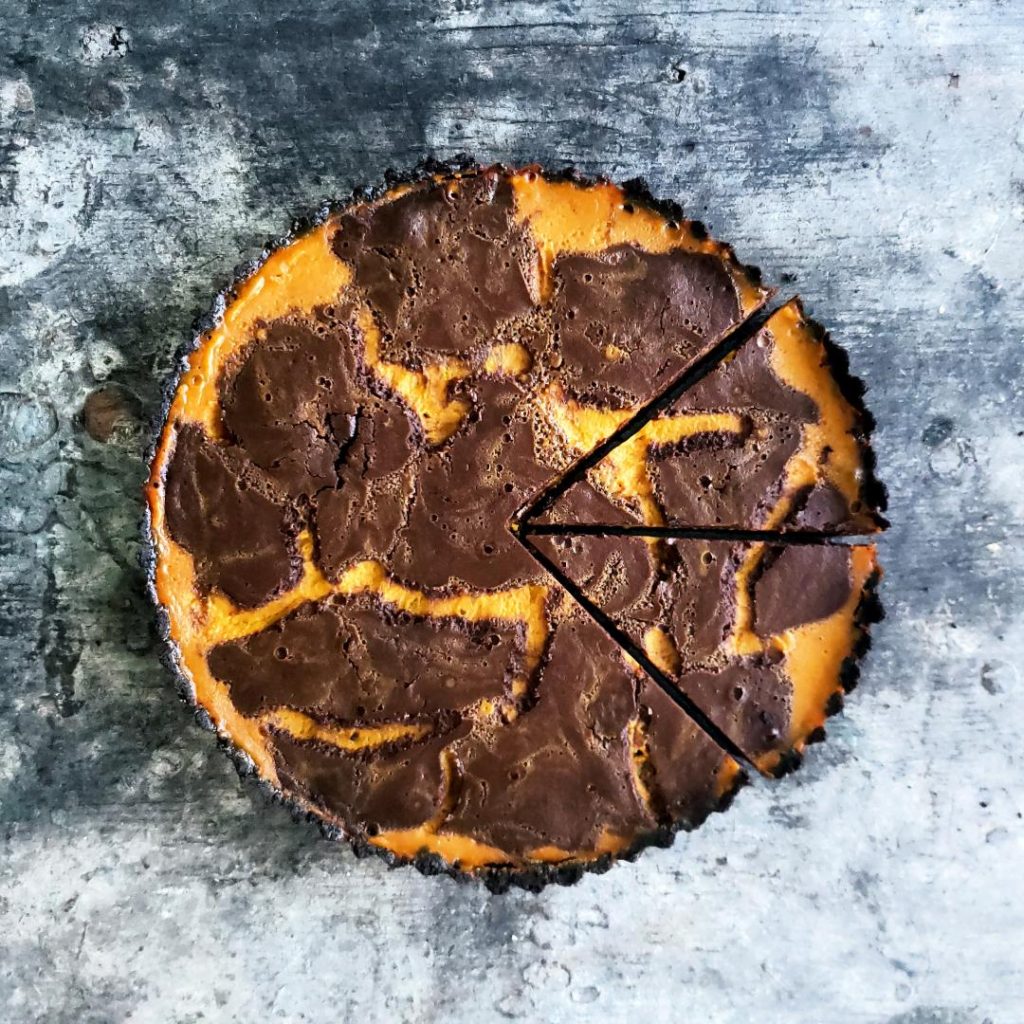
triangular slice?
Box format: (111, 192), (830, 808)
(529, 532), (881, 773)
(531, 299), (886, 533)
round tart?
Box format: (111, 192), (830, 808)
(146, 163), (885, 890)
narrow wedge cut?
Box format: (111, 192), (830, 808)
(530, 533), (881, 774)
(531, 299), (886, 533)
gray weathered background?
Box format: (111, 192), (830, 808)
(2, 2), (1022, 1021)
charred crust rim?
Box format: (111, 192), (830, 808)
(142, 157), (884, 891)
(797, 308), (889, 522)
(242, 740), (746, 895)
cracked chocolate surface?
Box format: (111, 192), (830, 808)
(150, 165), (883, 878)
(220, 316), (362, 497)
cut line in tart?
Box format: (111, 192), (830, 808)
(145, 161), (884, 891)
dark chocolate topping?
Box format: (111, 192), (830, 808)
(218, 308), (419, 582)
(207, 597), (524, 722)
(549, 244), (743, 406)
(272, 727), (465, 834)
(682, 329), (817, 419)
(312, 473), (410, 581)
(444, 617), (657, 851)
(658, 541), (739, 663)
(332, 173), (538, 360)
(311, 393), (417, 581)
(753, 544), (853, 637)
(653, 416), (801, 530)
(638, 681), (739, 824)
(166, 307), (419, 602)
(670, 662), (792, 764)
(389, 377), (550, 589)
(536, 475), (635, 528)
(649, 327), (816, 529)
(793, 483), (855, 531)
(534, 532), (658, 616)
(220, 314), (361, 497)
(656, 541), (843, 759)
(164, 423), (299, 607)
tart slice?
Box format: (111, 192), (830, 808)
(529, 299), (887, 533)
(529, 532), (881, 774)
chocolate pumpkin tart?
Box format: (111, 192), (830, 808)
(145, 162), (885, 890)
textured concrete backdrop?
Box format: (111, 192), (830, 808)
(2, 2), (1023, 1022)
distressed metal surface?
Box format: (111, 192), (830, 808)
(1, 2), (1022, 1021)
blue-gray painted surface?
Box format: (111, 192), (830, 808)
(1, 3), (1021, 1021)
